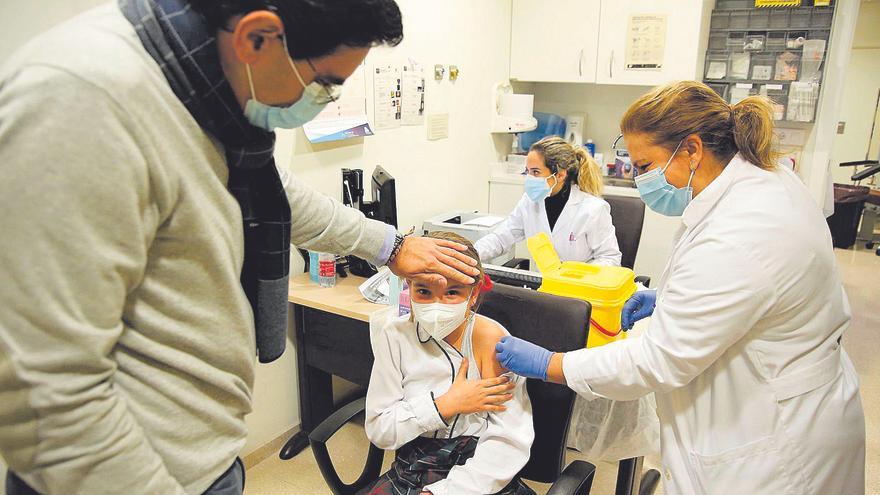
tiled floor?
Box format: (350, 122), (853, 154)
(246, 247), (879, 495)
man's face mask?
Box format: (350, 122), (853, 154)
(244, 35), (341, 130)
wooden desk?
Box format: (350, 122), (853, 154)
(281, 273), (384, 459)
(288, 272), (381, 322)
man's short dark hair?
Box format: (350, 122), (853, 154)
(190, 0), (403, 59)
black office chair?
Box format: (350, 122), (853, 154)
(308, 284), (597, 495)
(605, 195), (650, 288)
(603, 195), (643, 270)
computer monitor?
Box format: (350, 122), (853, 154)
(369, 165), (398, 228)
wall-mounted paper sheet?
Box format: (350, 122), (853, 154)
(401, 64), (426, 126)
(625, 14), (666, 70)
(373, 65), (401, 130)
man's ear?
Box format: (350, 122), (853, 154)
(230, 10), (285, 64)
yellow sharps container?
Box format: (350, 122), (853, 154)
(527, 233), (637, 348)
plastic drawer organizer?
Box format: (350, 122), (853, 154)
(701, 2), (835, 123)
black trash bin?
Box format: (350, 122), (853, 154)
(827, 184), (870, 248)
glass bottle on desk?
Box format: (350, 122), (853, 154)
(317, 252), (337, 288)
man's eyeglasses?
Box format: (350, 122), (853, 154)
(306, 59), (342, 104)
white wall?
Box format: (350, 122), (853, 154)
(0, 0), (107, 62)
(830, 2), (880, 184)
(246, 0), (514, 456)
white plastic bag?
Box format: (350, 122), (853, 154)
(566, 393), (660, 461)
(358, 266), (392, 304)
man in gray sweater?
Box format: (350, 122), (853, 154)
(0, 1), (481, 494)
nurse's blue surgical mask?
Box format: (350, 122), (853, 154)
(244, 35), (341, 130)
(524, 174), (558, 203)
(634, 140), (697, 217)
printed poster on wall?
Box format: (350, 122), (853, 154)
(625, 14), (667, 70)
(302, 64), (373, 143)
(373, 65), (401, 130)
(400, 64), (426, 126)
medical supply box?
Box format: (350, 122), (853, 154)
(527, 233), (637, 348)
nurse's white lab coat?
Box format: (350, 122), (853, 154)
(561, 155), (865, 494)
(475, 186), (622, 266)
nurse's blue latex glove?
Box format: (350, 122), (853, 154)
(621, 290), (657, 330)
(495, 336), (553, 381)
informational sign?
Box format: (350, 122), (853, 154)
(625, 14), (666, 70)
(400, 64), (426, 126)
(373, 65), (402, 130)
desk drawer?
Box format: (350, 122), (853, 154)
(301, 307), (374, 386)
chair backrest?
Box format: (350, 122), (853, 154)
(478, 284), (591, 484)
(604, 194), (646, 269)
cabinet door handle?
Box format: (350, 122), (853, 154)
(578, 48), (584, 77)
(609, 50), (614, 79)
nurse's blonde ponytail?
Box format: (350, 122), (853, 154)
(731, 96), (776, 171)
(621, 80), (777, 170)
(530, 136), (604, 197)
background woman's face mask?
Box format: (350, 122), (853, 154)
(244, 36), (340, 130)
(524, 174), (558, 202)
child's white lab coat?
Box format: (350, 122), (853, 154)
(365, 309), (534, 495)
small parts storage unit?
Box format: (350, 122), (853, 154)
(703, 0), (836, 123)
(528, 233), (637, 348)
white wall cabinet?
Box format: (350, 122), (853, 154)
(596, 0), (712, 86)
(511, 0), (712, 87)
(510, 0), (600, 83)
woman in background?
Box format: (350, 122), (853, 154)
(476, 136), (621, 266)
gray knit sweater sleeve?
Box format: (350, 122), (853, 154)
(0, 66), (188, 495)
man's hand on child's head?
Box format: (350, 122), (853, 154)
(388, 236), (480, 287)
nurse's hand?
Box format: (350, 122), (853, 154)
(621, 290), (657, 330)
(495, 336), (553, 381)
(433, 359), (515, 420)
(388, 236), (480, 288)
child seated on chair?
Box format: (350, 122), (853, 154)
(359, 232), (536, 495)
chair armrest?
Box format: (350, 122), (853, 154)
(546, 460), (596, 495)
(634, 275), (651, 288)
(308, 398), (385, 495)
(839, 160), (879, 167)
(503, 258), (531, 271)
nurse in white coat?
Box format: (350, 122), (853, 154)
(475, 136), (621, 266)
(496, 81), (866, 494)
